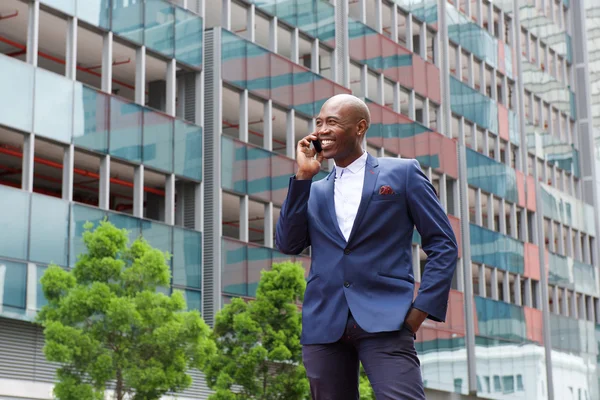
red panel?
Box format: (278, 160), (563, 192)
(426, 62), (441, 104)
(516, 169), (526, 208)
(498, 103), (509, 141)
(524, 243), (541, 281)
(526, 174), (537, 211)
(365, 34), (382, 71)
(524, 306), (544, 345)
(366, 102), (383, 148)
(269, 54), (293, 107)
(222, 57), (247, 86)
(448, 215), (462, 259)
(381, 37), (399, 81)
(292, 64), (314, 112)
(497, 40), (505, 75)
(397, 62), (414, 89)
(412, 55), (427, 97)
(314, 79), (334, 112)
(349, 35), (366, 62)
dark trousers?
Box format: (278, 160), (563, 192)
(302, 313), (425, 400)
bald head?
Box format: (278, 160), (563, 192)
(322, 94), (371, 132)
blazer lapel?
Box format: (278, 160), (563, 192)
(324, 169), (346, 242)
(347, 154), (380, 244)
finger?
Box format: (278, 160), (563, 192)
(316, 151), (325, 164)
(298, 138), (311, 149)
(304, 133), (318, 142)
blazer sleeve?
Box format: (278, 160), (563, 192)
(275, 176), (312, 255)
(405, 159), (459, 322)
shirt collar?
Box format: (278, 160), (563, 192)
(334, 152), (368, 178)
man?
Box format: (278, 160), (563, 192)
(275, 94), (458, 400)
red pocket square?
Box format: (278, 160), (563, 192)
(379, 185), (395, 195)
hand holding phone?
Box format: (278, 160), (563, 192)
(312, 138), (322, 153)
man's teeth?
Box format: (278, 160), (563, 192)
(321, 140), (333, 145)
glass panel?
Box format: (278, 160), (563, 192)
(172, 228), (202, 289)
(221, 136), (247, 194)
(0, 186), (30, 261)
(40, 0), (75, 15)
(141, 220), (173, 256)
(174, 120), (202, 180)
(175, 7), (203, 67)
(69, 204), (106, 267)
(144, 0), (175, 57)
(73, 84), (109, 153)
(470, 224), (524, 274)
(107, 211), (141, 245)
(270, 54), (293, 107)
(29, 194), (69, 266)
(246, 146), (271, 202)
(143, 109), (174, 173)
(247, 245), (271, 297)
(77, 0), (110, 29)
(184, 289), (201, 311)
(271, 154), (294, 206)
(0, 55), (34, 132)
(221, 30), (247, 86)
(292, 65), (314, 116)
(222, 238), (247, 296)
(34, 68), (73, 143)
(112, 0), (144, 44)
(0, 260), (27, 314)
(110, 97), (143, 163)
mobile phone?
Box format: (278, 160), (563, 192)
(312, 139), (322, 153)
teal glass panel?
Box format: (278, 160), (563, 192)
(73, 84), (109, 153)
(316, 0), (336, 42)
(248, 246), (272, 297)
(247, 146), (271, 202)
(466, 148), (518, 203)
(36, 265), (49, 310)
(540, 183), (593, 234)
(296, 0), (317, 37)
(0, 186), (30, 261)
(110, 97), (143, 162)
(29, 195), (69, 266)
(0, 260), (27, 314)
(144, 0), (175, 58)
(447, 6), (497, 68)
(172, 228), (201, 289)
(174, 120), (202, 181)
(141, 220), (173, 257)
(107, 211), (141, 245)
(143, 109), (173, 173)
(222, 239), (247, 296)
(69, 204), (106, 267)
(112, 0), (144, 44)
(292, 66), (315, 116)
(245, 42), (271, 96)
(470, 224), (524, 274)
(449, 76), (498, 134)
(221, 136), (247, 194)
(174, 7), (203, 67)
(77, 0), (110, 29)
(547, 252), (571, 286)
(184, 289), (201, 311)
(0, 55), (34, 132)
(271, 154), (294, 205)
(34, 68), (73, 144)
(275, 0), (296, 26)
(565, 33), (572, 64)
(574, 260), (597, 296)
(474, 296), (526, 342)
(253, 0), (276, 15)
(40, 0), (74, 15)
(550, 314), (580, 353)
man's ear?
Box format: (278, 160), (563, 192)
(357, 119), (368, 136)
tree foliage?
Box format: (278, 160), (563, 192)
(200, 261), (309, 400)
(37, 220), (214, 400)
(359, 364), (375, 400)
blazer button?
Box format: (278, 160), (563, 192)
(344, 248), (351, 255)
(344, 281), (350, 288)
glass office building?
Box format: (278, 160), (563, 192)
(0, 0), (599, 399)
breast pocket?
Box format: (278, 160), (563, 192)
(371, 193), (403, 202)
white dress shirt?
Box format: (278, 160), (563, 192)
(334, 152), (368, 241)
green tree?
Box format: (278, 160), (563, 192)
(37, 220), (214, 400)
(200, 261), (309, 400)
(359, 364), (375, 400)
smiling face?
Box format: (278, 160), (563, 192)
(315, 95), (369, 168)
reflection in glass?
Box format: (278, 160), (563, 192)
(0, 260), (27, 315)
(141, 219), (173, 256)
(107, 211), (142, 245)
(112, 0), (144, 44)
(110, 97), (143, 162)
(172, 228), (202, 289)
(77, 0), (110, 29)
(40, 0), (75, 15)
(144, 0), (175, 57)
(29, 194), (69, 266)
(174, 120), (202, 180)
(73, 84), (109, 153)
(69, 204), (106, 267)
(175, 7), (203, 67)
(222, 239), (247, 296)
(143, 109), (174, 173)
(0, 186), (30, 261)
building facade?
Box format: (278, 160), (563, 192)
(0, 0), (598, 399)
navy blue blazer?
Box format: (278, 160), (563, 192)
(275, 154), (458, 345)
